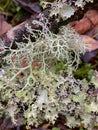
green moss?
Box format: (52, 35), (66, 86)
(74, 64), (94, 80)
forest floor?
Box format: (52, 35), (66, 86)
(0, 0), (98, 130)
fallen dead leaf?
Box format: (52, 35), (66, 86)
(86, 25), (98, 40)
(41, 123), (51, 129)
(13, 0), (42, 13)
(70, 10), (98, 34)
(0, 15), (12, 36)
(81, 35), (98, 51)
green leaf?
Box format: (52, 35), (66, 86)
(55, 61), (67, 73)
(52, 127), (60, 130)
(79, 128), (85, 130)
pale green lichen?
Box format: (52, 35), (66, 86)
(0, 17), (98, 130)
(40, 0), (94, 20)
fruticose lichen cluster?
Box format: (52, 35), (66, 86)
(0, 17), (98, 130)
(40, 0), (94, 20)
